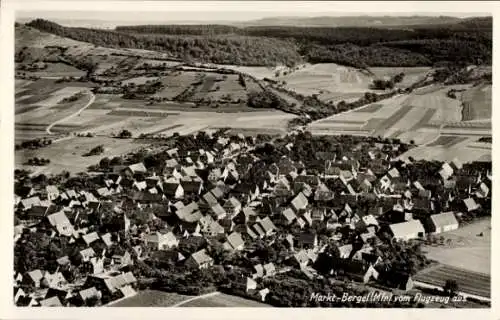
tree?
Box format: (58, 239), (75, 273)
(443, 279), (459, 296)
(118, 129), (132, 139)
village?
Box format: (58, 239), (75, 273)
(13, 128), (491, 307)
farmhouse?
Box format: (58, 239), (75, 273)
(426, 212), (459, 234)
(388, 220), (425, 241)
(185, 249), (214, 269)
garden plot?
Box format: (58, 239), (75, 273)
(122, 76), (160, 86)
(155, 72), (199, 99)
(195, 74), (249, 102)
(134, 59), (182, 69)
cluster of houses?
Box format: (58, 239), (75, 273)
(13, 130), (491, 306)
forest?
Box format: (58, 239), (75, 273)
(25, 18), (492, 67)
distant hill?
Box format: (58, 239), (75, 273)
(238, 15), (464, 27)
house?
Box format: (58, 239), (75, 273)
(163, 178), (184, 199)
(39, 296), (63, 307)
(82, 231), (100, 246)
(290, 192), (308, 213)
(180, 176), (203, 195)
(202, 191), (219, 207)
(263, 262), (276, 277)
(23, 269), (44, 288)
(185, 249), (214, 269)
(19, 196), (41, 210)
(46, 211), (75, 237)
(112, 251), (134, 268)
(281, 207), (297, 225)
(223, 197), (242, 217)
(257, 217), (276, 237)
(42, 271), (67, 289)
(314, 183), (335, 201)
(223, 232), (245, 251)
(291, 250), (311, 268)
(389, 220), (425, 241)
(476, 182), (490, 198)
(463, 197), (480, 212)
(338, 244), (353, 259)
(16, 296), (39, 307)
(295, 232), (318, 250)
(253, 264), (264, 279)
(84, 271), (137, 298)
(439, 163), (454, 180)
(426, 212), (459, 234)
(80, 248), (96, 262)
(14, 287), (26, 304)
(125, 162), (147, 176)
(78, 287), (102, 305)
(144, 231), (179, 250)
(45, 185), (60, 201)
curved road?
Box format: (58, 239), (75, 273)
(45, 90), (95, 135)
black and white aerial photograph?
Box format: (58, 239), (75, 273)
(5, 0), (495, 312)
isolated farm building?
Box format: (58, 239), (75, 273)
(185, 249), (213, 269)
(426, 212), (459, 234)
(388, 220), (425, 241)
(223, 232), (245, 251)
(144, 231), (179, 250)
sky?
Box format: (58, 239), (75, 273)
(14, 1), (492, 25)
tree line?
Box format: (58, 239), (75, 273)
(26, 19), (491, 68)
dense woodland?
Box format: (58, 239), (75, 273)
(26, 18), (492, 68)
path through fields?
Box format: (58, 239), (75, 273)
(46, 90), (95, 135)
(170, 291), (220, 307)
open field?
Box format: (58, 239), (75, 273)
(180, 293), (270, 307)
(370, 67), (432, 88)
(414, 264), (490, 298)
(461, 83), (492, 121)
(309, 83), (491, 162)
(423, 218), (490, 275)
(279, 63), (374, 97)
(15, 136), (154, 174)
(399, 135), (491, 163)
(109, 290), (192, 307)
